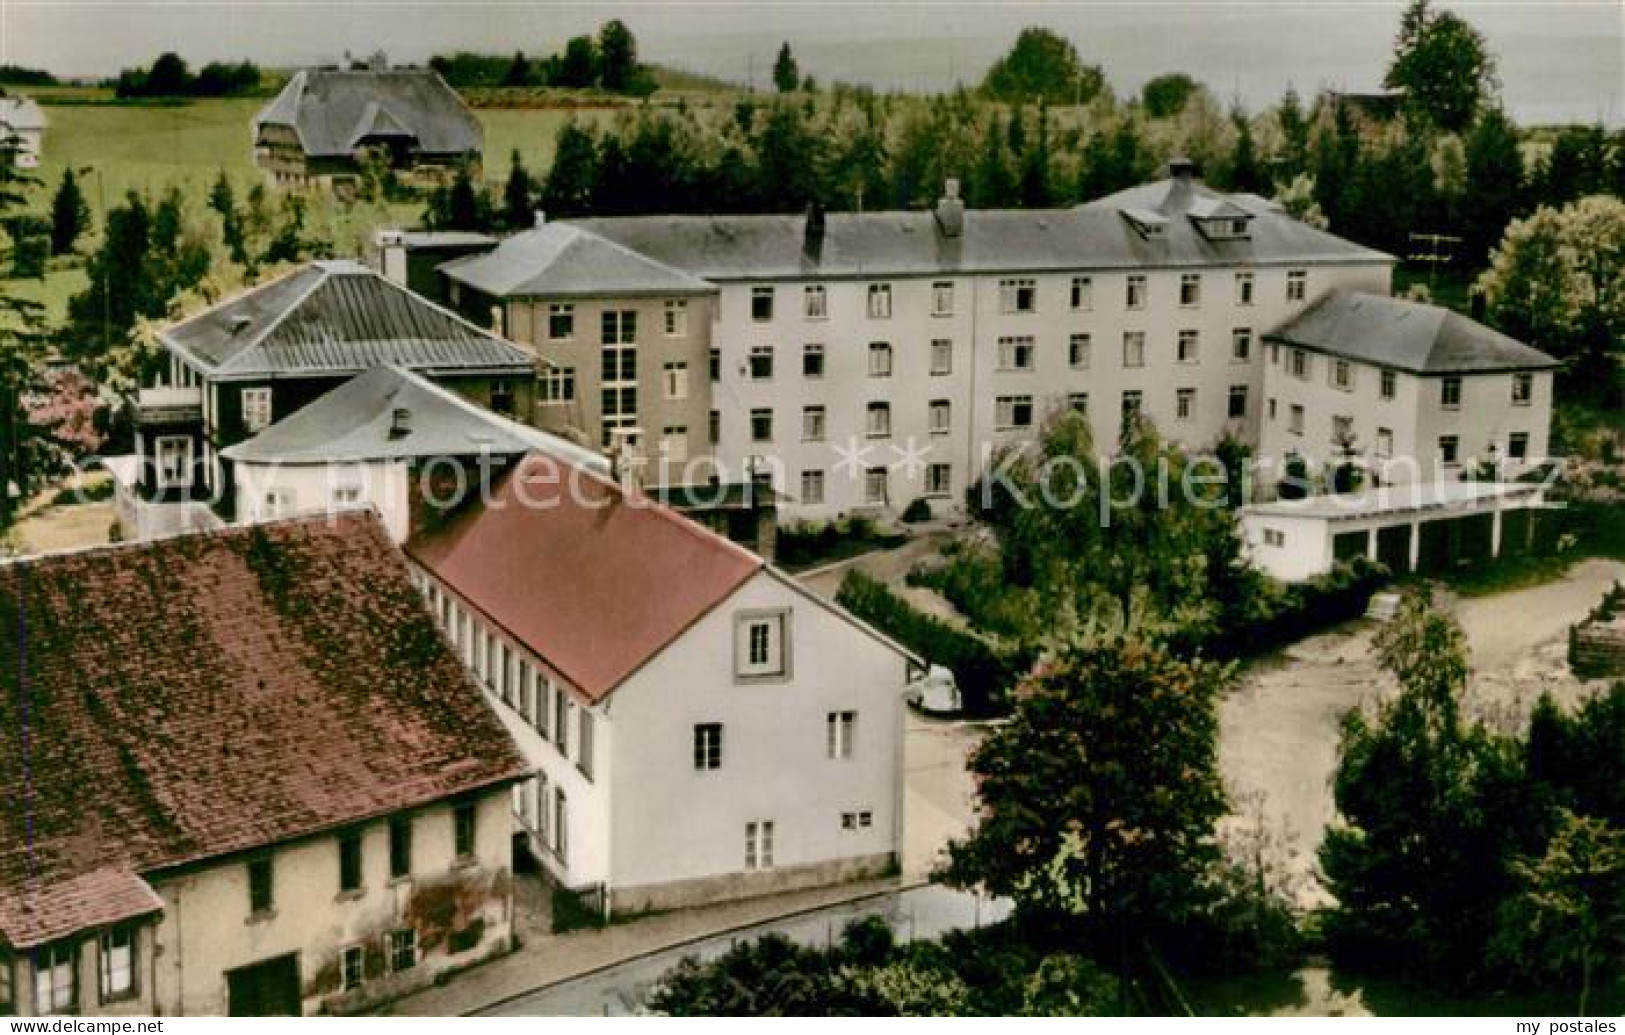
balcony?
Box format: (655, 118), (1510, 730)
(135, 386), (203, 426)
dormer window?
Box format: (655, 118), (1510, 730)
(1121, 208), (1169, 240)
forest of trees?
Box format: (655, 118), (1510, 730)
(112, 52), (263, 98)
(429, 19), (653, 95)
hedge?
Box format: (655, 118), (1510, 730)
(836, 570), (1032, 717)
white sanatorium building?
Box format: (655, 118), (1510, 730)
(409, 161), (1560, 521)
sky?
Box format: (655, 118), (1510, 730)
(1, 1), (1620, 125)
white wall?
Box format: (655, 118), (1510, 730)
(1240, 512), (1336, 582)
(233, 461), (411, 542)
(707, 262), (1391, 519)
(607, 571), (910, 894)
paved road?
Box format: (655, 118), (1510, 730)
(477, 885), (1010, 1016)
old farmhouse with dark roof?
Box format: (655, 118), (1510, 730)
(0, 513), (527, 1016)
(253, 66), (481, 191)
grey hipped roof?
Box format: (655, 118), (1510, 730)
(160, 260), (536, 380)
(440, 222), (717, 299)
(566, 174), (1390, 282)
(254, 68), (481, 158)
(222, 365), (608, 471)
(1265, 291), (1560, 375)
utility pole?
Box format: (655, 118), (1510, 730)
(1407, 231), (1461, 294)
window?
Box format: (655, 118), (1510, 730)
(867, 283), (892, 318)
(1439, 435), (1460, 465)
(1512, 372), (1533, 406)
(556, 693), (571, 756)
(710, 348), (721, 382)
(751, 408), (774, 442)
(866, 402), (891, 438)
(868, 342), (893, 377)
(553, 787), (569, 861)
(601, 309), (637, 345)
(864, 467), (889, 505)
(1070, 276), (1093, 310)
(749, 345), (774, 380)
(248, 857), (273, 915)
(999, 278), (1037, 313)
(1069, 333), (1092, 369)
(1291, 349), (1308, 379)
(1232, 328), (1252, 362)
(930, 339), (953, 375)
(802, 406), (826, 442)
(1, 950), (11, 1014)
(1441, 376), (1462, 409)
(98, 928), (136, 1003)
(387, 930), (417, 974)
(1329, 359), (1352, 391)
(694, 723), (723, 770)
(331, 484), (362, 508)
(664, 299), (688, 337)
(1126, 275), (1147, 309)
(663, 361), (689, 401)
(1121, 390), (1144, 425)
(454, 802), (477, 859)
(926, 463), (952, 497)
(241, 387), (272, 433)
(341, 946), (364, 993)
(709, 410), (720, 445)
(1376, 427), (1394, 458)
(389, 816), (412, 879)
(1508, 431), (1530, 459)
(1380, 369), (1397, 400)
(995, 395), (1033, 430)
(1270, 344), (1281, 365)
(751, 286), (775, 321)
(548, 303), (575, 340)
(34, 943), (75, 1014)
(803, 344), (825, 378)
(998, 336), (1035, 371)
(1268, 397), (1278, 419)
(1286, 269), (1307, 301)
(578, 711), (595, 780)
(1179, 273), (1201, 307)
(1235, 272), (1255, 306)
(1177, 329), (1200, 364)
(929, 399), (951, 435)
(339, 831), (363, 893)
(827, 711), (857, 759)
(1332, 415), (1353, 445)
(800, 469), (825, 504)
(155, 435), (193, 489)
(932, 281), (955, 316)
(539, 366), (575, 404)
(804, 285), (827, 319)
(1068, 392), (1089, 414)
(745, 821), (775, 870)
(1228, 385), (1248, 419)
(1263, 528), (1286, 548)
(1122, 331), (1147, 368)
(1289, 404), (1305, 435)
(737, 612), (787, 678)
(1176, 388), (1196, 420)
(661, 426), (688, 464)
(490, 379), (515, 415)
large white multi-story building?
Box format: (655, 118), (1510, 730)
(410, 162), (1556, 520)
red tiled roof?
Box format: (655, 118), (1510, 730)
(406, 455), (763, 703)
(0, 513), (526, 949)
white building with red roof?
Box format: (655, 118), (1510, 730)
(405, 453), (921, 914)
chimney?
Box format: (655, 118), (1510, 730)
(934, 178), (965, 239)
(390, 407), (412, 439)
(373, 228), (407, 285)
(802, 201), (826, 260)
(1166, 155), (1200, 181)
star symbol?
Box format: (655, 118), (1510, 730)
(889, 437), (933, 480)
(831, 436), (880, 478)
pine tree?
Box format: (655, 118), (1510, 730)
(502, 149), (534, 230)
(772, 42), (799, 94)
(48, 167), (89, 256)
(541, 122), (599, 217)
(0, 138), (49, 524)
(973, 112), (1015, 207)
(1018, 102), (1051, 207)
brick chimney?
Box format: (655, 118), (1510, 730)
(934, 178), (965, 239)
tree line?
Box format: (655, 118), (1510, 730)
(111, 52), (263, 99)
(429, 19), (652, 95)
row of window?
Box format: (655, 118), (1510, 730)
(420, 577), (595, 780)
(542, 301), (690, 343)
(515, 774), (570, 867)
(1274, 347), (1536, 408)
(798, 463), (954, 506)
(1272, 403), (1533, 464)
(691, 711), (857, 771)
(743, 270), (1305, 322)
(8, 927), (140, 1015)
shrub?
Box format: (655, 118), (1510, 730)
(900, 498), (933, 524)
(836, 569), (1031, 716)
